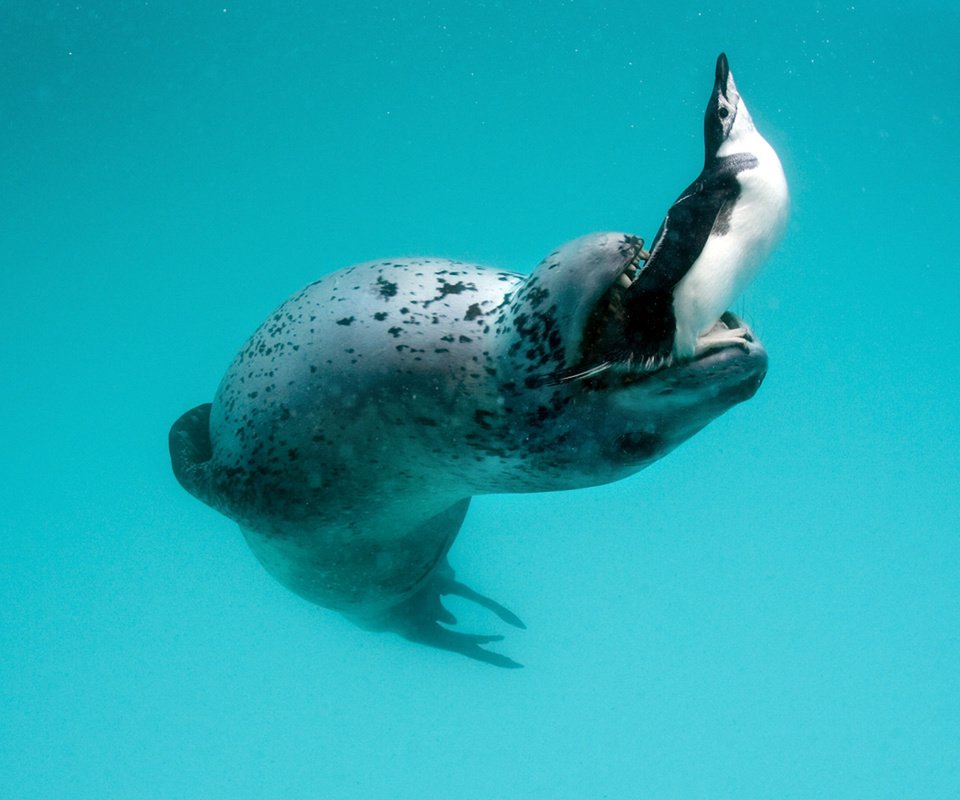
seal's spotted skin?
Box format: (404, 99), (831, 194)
(170, 232), (768, 667)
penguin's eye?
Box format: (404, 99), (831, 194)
(718, 107), (729, 119)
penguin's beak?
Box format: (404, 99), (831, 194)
(714, 52), (732, 99)
(706, 51), (742, 151)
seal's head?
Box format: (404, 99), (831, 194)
(495, 232), (766, 485)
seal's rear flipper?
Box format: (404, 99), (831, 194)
(405, 622), (521, 669)
(380, 558), (524, 668)
(440, 577), (526, 630)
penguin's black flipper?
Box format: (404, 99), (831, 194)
(632, 179), (724, 294)
(619, 287), (678, 366)
(618, 172), (735, 361)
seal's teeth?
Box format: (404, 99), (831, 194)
(617, 273), (632, 289)
(626, 249), (648, 272)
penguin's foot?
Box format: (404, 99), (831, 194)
(693, 313), (754, 357)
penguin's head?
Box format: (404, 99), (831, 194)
(704, 53), (757, 162)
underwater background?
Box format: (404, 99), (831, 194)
(3, 1), (958, 797)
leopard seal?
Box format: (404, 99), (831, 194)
(169, 232), (768, 668)
(170, 54), (786, 667)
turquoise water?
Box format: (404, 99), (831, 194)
(3, 2), (959, 797)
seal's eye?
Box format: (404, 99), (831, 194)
(718, 107), (729, 119)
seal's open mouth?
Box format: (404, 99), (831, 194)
(569, 248), (765, 384)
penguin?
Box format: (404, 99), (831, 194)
(620, 52), (789, 369)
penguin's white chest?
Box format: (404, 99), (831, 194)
(672, 148), (788, 357)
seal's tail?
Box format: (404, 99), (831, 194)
(169, 403), (215, 504)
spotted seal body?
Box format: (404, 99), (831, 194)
(170, 232), (768, 667)
(171, 54), (788, 667)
